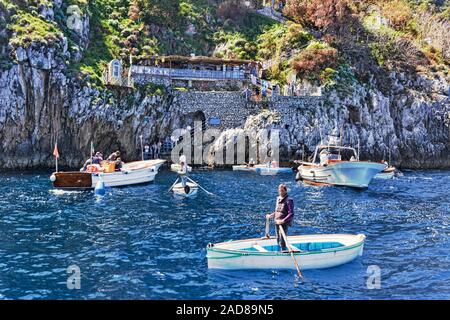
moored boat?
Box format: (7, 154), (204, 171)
(50, 159), (165, 189)
(374, 165), (400, 179)
(172, 181), (198, 197)
(207, 233), (366, 270)
(296, 134), (384, 188)
(232, 162), (292, 175)
(170, 163), (193, 173)
(256, 166), (293, 175)
(232, 164), (257, 172)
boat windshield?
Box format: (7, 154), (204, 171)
(314, 146), (357, 163)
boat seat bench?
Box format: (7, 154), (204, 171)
(252, 245), (269, 252)
(244, 242), (344, 252)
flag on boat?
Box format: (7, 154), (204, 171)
(53, 142), (59, 158)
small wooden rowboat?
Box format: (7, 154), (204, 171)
(172, 181), (198, 197)
(50, 159), (165, 189)
(207, 234), (366, 270)
(374, 166), (397, 180)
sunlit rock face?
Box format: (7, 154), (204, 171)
(0, 2), (448, 169)
(208, 74), (449, 169)
(0, 43), (448, 169)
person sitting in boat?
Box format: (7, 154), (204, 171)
(266, 184), (294, 252)
(81, 152), (103, 171)
(107, 150), (121, 161)
(319, 150), (329, 165)
(92, 152), (103, 165)
(247, 158), (255, 168)
(81, 158), (91, 171)
(143, 145), (151, 160)
(114, 157), (124, 171)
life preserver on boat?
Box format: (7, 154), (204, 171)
(86, 164), (100, 173)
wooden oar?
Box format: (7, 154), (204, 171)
(278, 225), (303, 278)
(168, 178), (179, 192)
(187, 176), (215, 196)
(264, 216), (271, 238)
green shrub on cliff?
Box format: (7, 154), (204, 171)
(2, 0), (448, 93)
(255, 22), (315, 85)
(8, 10), (63, 48)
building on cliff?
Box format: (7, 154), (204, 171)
(130, 55), (262, 91)
(103, 55), (322, 98)
(103, 59), (134, 89)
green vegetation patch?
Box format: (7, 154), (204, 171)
(8, 10), (63, 48)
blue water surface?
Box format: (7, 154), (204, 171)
(0, 169), (448, 300)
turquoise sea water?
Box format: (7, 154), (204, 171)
(0, 169), (448, 299)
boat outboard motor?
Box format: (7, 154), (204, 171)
(94, 180), (106, 196)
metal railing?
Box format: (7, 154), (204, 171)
(131, 66), (246, 80)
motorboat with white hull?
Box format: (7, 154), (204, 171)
(295, 143), (384, 188)
(232, 162), (293, 175)
(50, 159), (165, 189)
(170, 163), (192, 173)
(207, 233), (366, 270)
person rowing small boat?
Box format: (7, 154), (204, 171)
(177, 155), (190, 194)
(266, 184), (294, 252)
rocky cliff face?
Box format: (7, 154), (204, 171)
(0, 1), (448, 170)
(0, 37), (185, 169)
(0, 49), (185, 169)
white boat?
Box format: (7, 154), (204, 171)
(232, 165), (257, 172)
(207, 233), (366, 270)
(170, 163), (193, 173)
(296, 140), (384, 188)
(50, 159), (165, 189)
(232, 163), (292, 175)
(256, 166), (293, 175)
(172, 181), (198, 197)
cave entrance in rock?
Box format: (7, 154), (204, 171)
(183, 110), (206, 136)
(193, 110), (206, 132)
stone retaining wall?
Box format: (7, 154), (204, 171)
(173, 91), (323, 129)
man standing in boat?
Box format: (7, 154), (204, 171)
(177, 155), (189, 193)
(266, 184), (294, 252)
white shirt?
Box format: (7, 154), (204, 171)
(320, 153), (328, 165)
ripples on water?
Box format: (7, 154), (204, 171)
(0, 169), (448, 299)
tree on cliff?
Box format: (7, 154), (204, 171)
(283, 0), (352, 34)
